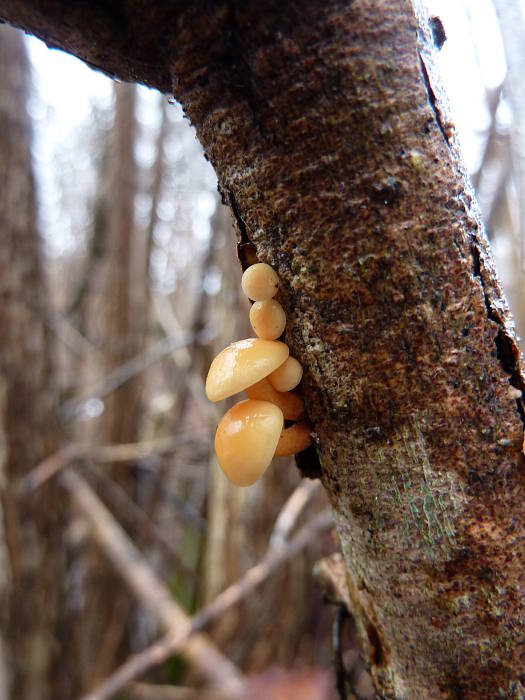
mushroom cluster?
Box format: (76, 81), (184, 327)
(206, 263), (312, 486)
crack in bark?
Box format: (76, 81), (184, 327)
(470, 240), (525, 424)
(415, 3), (525, 434)
(417, 51), (451, 148)
(226, 185), (258, 268)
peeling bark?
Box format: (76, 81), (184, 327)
(1, 1), (525, 697)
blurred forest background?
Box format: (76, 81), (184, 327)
(0, 0), (524, 699)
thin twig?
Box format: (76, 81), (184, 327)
(127, 682), (228, 700)
(59, 333), (200, 422)
(85, 434), (208, 463)
(60, 469), (244, 698)
(191, 508), (333, 631)
(18, 445), (78, 495)
(47, 312), (104, 365)
(82, 507), (333, 700)
(20, 433), (208, 494)
(85, 466), (198, 573)
(470, 84), (503, 191)
(269, 478), (321, 550)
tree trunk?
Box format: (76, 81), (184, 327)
(81, 82), (145, 687)
(0, 24), (73, 700)
(103, 83), (141, 450)
(1, 1), (525, 698)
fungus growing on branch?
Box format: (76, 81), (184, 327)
(245, 377), (304, 420)
(214, 399), (284, 486)
(275, 422), (312, 457)
(206, 262), (313, 486)
(205, 338), (289, 402)
(214, 400), (312, 485)
(268, 356), (303, 392)
(241, 262), (279, 301)
(249, 299), (286, 340)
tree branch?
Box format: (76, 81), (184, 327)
(19, 433), (209, 493)
(60, 469), (244, 694)
(59, 333), (201, 422)
(269, 478), (321, 550)
(80, 501), (333, 700)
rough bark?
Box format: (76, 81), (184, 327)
(2, 1), (525, 698)
(0, 24), (72, 700)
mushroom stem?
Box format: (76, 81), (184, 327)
(245, 377), (304, 421)
(274, 422), (312, 457)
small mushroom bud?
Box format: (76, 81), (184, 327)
(249, 299), (286, 340)
(245, 377), (304, 421)
(206, 338), (289, 402)
(241, 263), (279, 301)
(214, 399), (284, 486)
(275, 422), (312, 457)
(268, 356), (303, 392)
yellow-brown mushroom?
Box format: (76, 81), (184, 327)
(214, 399), (312, 486)
(241, 263), (279, 301)
(249, 299), (286, 340)
(205, 338), (289, 402)
(207, 260), (313, 487)
(214, 399), (284, 486)
(268, 356), (303, 392)
(245, 377), (304, 421)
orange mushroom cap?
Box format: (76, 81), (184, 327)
(249, 299), (286, 340)
(241, 263), (279, 301)
(205, 338), (289, 402)
(268, 356), (303, 392)
(214, 399), (284, 486)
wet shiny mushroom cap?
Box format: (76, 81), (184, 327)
(268, 356), (303, 392)
(249, 299), (286, 340)
(205, 338), (289, 402)
(241, 263), (279, 301)
(214, 399), (284, 486)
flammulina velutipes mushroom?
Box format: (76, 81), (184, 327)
(205, 262), (312, 486)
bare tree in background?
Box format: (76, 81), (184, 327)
(0, 25), (72, 700)
(0, 15), (337, 700)
(77, 82), (142, 686)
